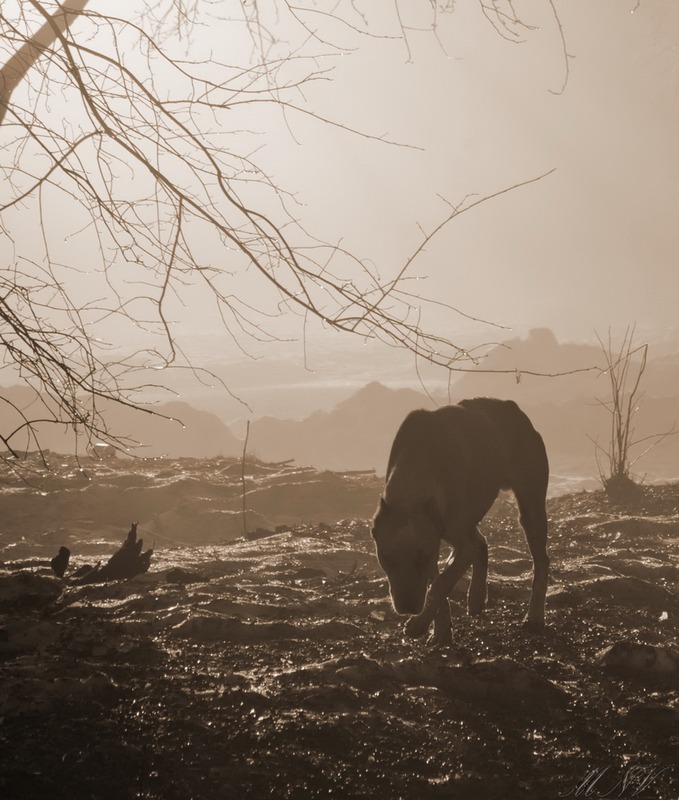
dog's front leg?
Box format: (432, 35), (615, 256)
(428, 558), (453, 646)
(430, 600), (453, 646)
(404, 543), (475, 638)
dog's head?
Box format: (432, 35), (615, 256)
(371, 498), (442, 615)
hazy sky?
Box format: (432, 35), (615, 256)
(164, 0), (679, 417)
(2, 1), (678, 419)
(259, 0), (679, 346)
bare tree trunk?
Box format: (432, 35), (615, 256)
(0, 0), (91, 126)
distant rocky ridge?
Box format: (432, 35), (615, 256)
(0, 386), (241, 459)
(247, 382), (436, 473)
(2, 330), (678, 487)
(246, 330), (679, 486)
(452, 327), (679, 402)
(246, 388), (679, 491)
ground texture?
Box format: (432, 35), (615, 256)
(1, 457), (678, 799)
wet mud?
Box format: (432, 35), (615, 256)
(0, 458), (678, 799)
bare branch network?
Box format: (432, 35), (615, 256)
(592, 327), (679, 492)
(0, 1), (562, 458)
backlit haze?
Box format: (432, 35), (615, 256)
(2, 0), (678, 426)
(176, 0), (679, 422)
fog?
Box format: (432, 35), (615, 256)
(233, 0), (679, 343)
(171, 0), (676, 425)
(1, 0), (678, 478)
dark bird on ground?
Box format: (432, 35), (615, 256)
(50, 546), (71, 578)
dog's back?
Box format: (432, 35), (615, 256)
(458, 397), (549, 503)
(386, 402), (504, 516)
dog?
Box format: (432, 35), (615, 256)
(371, 398), (549, 644)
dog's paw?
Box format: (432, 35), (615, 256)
(427, 629), (453, 648)
(404, 614), (430, 638)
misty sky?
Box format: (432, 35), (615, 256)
(148, 0), (679, 376)
(2, 1), (678, 419)
(171, 0), (679, 419)
(259, 0), (679, 345)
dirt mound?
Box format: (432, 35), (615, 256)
(0, 454), (383, 558)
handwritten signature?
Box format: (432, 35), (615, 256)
(560, 766), (673, 798)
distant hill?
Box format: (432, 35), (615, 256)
(3, 326), (678, 488)
(451, 327), (679, 404)
(0, 386), (241, 459)
(449, 329), (679, 485)
(449, 328), (605, 402)
(248, 382), (435, 472)
(248, 369), (679, 488)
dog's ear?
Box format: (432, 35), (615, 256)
(375, 497), (390, 518)
(371, 497), (386, 538)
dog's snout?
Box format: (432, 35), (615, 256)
(392, 595), (424, 616)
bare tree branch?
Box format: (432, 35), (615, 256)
(0, 1), (568, 462)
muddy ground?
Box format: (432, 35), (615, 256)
(0, 457), (678, 799)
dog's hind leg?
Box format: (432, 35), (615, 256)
(513, 458), (549, 627)
(510, 427), (550, 628)
(467, 527), (488, 616)
(518, 498), (549, 628)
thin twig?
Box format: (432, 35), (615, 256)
(241, 420), (250, 537)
